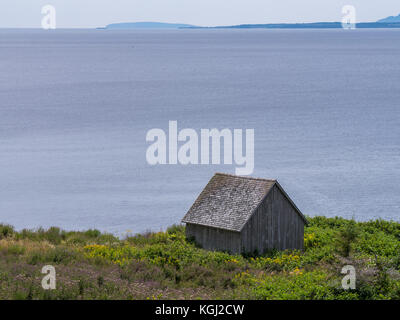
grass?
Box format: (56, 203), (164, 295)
(0, 216), (400, 300)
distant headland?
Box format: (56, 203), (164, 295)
(100, 14), (400, 29)
(192, 22), (400, 29)
(100, 22), (196, 29)
(377, 13), (400, 23)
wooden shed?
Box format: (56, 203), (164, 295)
(181, 173), (308, 254)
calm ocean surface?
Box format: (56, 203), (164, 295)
(0, 29), (399, 235)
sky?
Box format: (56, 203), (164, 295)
(1, 0), (399, 28)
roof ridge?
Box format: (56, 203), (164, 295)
(214, 172), (277, 183)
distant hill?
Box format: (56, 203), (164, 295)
(377, 14), (400, 23)
(104, 22), (196, 29)
(101, 17), (400, 30)
(187, 22), (400, 29)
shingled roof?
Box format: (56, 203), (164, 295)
(181, 173), (307, 232)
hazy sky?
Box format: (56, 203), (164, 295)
(1, 0), (399, 28)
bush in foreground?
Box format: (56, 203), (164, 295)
(0, 217), (399, 300)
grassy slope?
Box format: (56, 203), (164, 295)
(0, 216), (400, 300)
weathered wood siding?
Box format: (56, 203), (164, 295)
(240, 184), (304, 253)
(186, 223), (241, 254)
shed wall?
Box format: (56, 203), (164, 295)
(241, 184), (304, 253)
(186, 223), (241, 254)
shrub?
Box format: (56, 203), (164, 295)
(7, 244), (25, 255)
(0, 224), (14, 239)
(166, 224), (185, 235)
(353, 231), (399, 259)
(46, 246), (79, 263)
(234, 271), (338, 300)
(26, 251), (45, 265)
(335, 219), (358, 257)
(26, 247), (79, 265)
(84, 229), (102, 238)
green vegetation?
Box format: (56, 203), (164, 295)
(0, 216), (400, 300)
